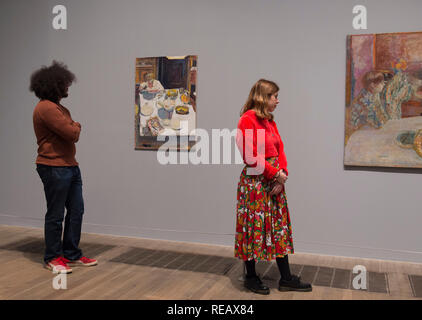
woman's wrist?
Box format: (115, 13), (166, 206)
(277, 170), (287, 183)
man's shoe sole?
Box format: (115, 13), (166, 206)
(45, 265), (72, 274)
(67, 261), (98, 267)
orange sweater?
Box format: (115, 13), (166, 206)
(33, 100), (81, 166)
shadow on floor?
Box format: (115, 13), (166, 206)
(0, 236), (116, 265)
(0, 237), (392, 295)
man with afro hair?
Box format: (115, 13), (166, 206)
(30, 61), (97, 274)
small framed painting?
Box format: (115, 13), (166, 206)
(135, 55), (197, 151)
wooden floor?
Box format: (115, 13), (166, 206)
(0, 224), (421, 300)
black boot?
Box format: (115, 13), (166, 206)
(244, 275), (270, 295)
(278, 275), (312, 292)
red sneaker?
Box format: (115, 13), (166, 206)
(63, 256), (98, 267)
(45, 256), (72, 274)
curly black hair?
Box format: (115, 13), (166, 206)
(29, 61), (76, 103)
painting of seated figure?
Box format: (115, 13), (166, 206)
(344, 32), (422, 168)
(134, 55), (197, 151)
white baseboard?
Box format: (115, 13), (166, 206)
(1, 214), (421, 263)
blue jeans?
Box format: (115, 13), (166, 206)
(36, 165), (84, 263)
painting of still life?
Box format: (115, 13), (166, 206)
(135, 55), (197, 150)
(344, 32), (422, 168)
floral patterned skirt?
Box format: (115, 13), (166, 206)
(234, 157), (294, 261)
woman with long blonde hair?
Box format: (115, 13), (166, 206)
(235, 79), (311, 294)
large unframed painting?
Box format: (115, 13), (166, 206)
(345, 32), (422, 168)
(135, 55), (197, 151)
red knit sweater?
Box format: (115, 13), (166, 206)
(33, 100), (81, 166)
(236, 109), (288, 179)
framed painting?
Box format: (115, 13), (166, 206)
(344, 32), (422, 168)
(135, 55), (197, 151)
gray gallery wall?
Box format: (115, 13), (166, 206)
(1, 0), (421, 263)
